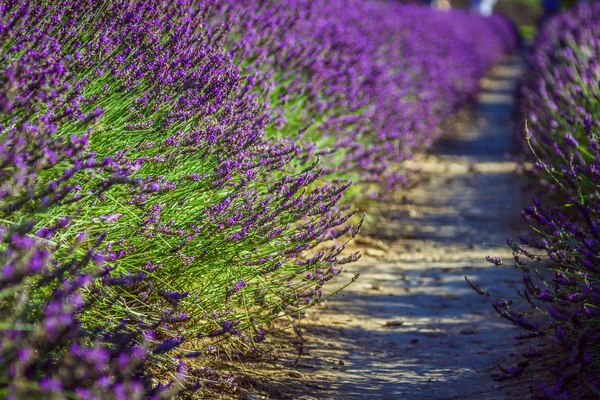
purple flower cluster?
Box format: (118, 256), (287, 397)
(517, 2), (600, 174)
(0, 2), (220, 395)
(0, 0), (359, 396)
(487, 3), (600, 397)
(220, 1), (519, 194)
(0, 0), (517, 396)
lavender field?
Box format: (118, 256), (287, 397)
(0, 0), (598, 399)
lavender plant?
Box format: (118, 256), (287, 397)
(478, 4), (600, 397)
(219, 1), (519, 195)
(1, 0), (518, 396)
(0, 7), (192, 396)
(0, 0), (358, 396)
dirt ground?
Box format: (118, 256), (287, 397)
(233, 56), (541, 400)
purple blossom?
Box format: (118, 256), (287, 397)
(483, 3), (600, 396)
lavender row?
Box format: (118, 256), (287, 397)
(221, 1), (519, 194)
(0, 0), (358, 397)
(486, 4), (600, 397)
(0, 0), (516, 398)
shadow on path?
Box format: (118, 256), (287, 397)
(251, 56), (534, 400)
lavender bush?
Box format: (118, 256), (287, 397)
(0, 4), (192, 396)
(220, 1), (519, 195)
(0, 0), (358, 396)
(482, 4), (600, 397)
(0, 0), (517, 397)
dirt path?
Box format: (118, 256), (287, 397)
(256, 56), (536, 400)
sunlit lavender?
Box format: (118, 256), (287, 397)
(0, 0), (541, 398)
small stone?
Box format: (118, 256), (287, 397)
(364, 283), (382, 290)
(384, 320), (404, 327)
(408, 209), (421, 218)
(287, 370), (304, 378)
(365, 248), (386, 258)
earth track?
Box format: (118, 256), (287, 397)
(262, 56), (536, 400)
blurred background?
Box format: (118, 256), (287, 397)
(400, 0), (587, 39)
